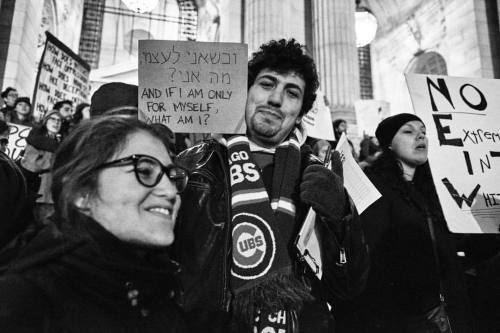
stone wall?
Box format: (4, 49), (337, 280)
(370, 0), (495, 116)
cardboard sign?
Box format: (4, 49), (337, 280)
(5, 123), (32, 160)
(33, 32), (91, 122)
(406, 74), (500, 233)
(138, 40), (248, 134)
(302, 91), (335, 140)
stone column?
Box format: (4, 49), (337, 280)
(244, 0), (305, 54)
(311, 0), (359, 135)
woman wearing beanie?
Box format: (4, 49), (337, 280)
(335, 113), (472, 333)
(19, 110), (63, 224)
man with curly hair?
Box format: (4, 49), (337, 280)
(175, 39), (369, 332)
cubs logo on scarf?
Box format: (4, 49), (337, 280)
(226, 129), (313, 324)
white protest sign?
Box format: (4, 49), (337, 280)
(33, 32), (91, 122)
(6, 123), (32, 160)
(138, 40), (248, 134)
(354, 99), (390, 136)
(406, 74), (500, 233)
(302, 91), (335, 140)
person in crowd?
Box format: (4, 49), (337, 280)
(53, 100), (74, 136)
(19, 110), (62, 219)
(90, 82), (138, 117)
(175, 39), (368, 333)
(335, 113), (472, 333)
(0, 120), (33, 268)
(331, 118), (358, 161)
(20, 110), (63, 224)
(0, 116), (191, 332)
(9, 97), (34, 127)
(312, 139), (331, 162)
(0, 87), (18, 121)
(358, 134), (381, 170)
(73, 102), (91, 124)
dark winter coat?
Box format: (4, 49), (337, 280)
(335, 166), (472, 333)
(0, 150), (33, 258)
(174, 139), (369, 332)
(0, 216), (191, 333)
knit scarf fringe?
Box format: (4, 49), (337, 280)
(232, 272), (314, 324)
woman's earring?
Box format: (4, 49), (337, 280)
(75, 194), (90, 210)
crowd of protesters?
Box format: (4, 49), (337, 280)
(0, 38), (499, 333)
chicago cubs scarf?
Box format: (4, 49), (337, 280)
(226, 129), (312, 324)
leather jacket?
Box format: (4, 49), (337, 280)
(174, 139), (369, 330)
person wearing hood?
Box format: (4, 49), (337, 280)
(174, 39), (368, 332)
(335, 113), (472, 333)
(0, 115), (191, 332)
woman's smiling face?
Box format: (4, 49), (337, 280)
(84, 131), (181, 247)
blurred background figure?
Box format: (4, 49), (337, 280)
(358, 134), (381, 170)
(9, 97), (34, 127)
(312, 139), (331, 162)
(0, 87), (18, 121)
(53, 100), (73, 137)
(90, 82), (138, 117)
(331, 118), (358, 161)
(0, 116), (190, 332)
(336, 113), (472, 333)
(72, 102), (91, 125)
(19, 110), (63, 225)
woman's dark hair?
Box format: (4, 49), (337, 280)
(51, 116), (174, 223)
(248, 39), (319, 117)
(73, 103), (90, 123)
(368, 148), (443, 219)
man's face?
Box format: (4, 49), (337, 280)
(4, 90), (18, 107)
(245, 69), (305, 148)
(59, 103), (73, 119)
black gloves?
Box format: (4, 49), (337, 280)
(300, 151), (346, 222)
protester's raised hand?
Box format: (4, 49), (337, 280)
(300, 151), (345, 222)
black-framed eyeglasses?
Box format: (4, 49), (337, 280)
(96, 154), (188, 193)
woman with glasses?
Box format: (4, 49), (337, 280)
(0, 116), (191, 332)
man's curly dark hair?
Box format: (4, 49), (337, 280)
(248, 39), (319, 117)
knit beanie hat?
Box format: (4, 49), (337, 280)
(14, 97), (31, 108)
(90, 82), (138, 116)
(375, 113), (423, 148)
(43, 109), (62, 124)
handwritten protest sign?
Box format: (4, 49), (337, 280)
(302, 91), (335, 140)
(138, 40), (247, 134)
(33, 32), (90, 122)
(406, 74), (500, 233)
(5, 123), (32, 160)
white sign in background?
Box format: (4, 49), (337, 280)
(5, 123), (32, 161)
(406, 74), (500, 233)
(302, 90), (335, 141)
(138, 40), (248, 134)
(33, 32), (90, 122)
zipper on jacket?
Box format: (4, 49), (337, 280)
(339, 247), (347, 265)
(214, 143), (232, 311)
